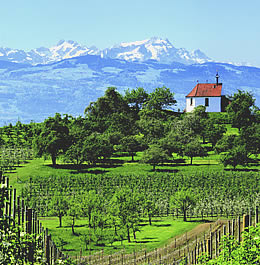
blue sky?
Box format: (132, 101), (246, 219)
(1, 0), (260, 66)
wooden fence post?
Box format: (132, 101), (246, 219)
(207, 239), (211, 258)
(228, 220), (231, 235)
(21, 200), (25, 229)
(8, 187), (12, 223)
(255, 206), (259, 225)
(243, 214), (249, 232)
(26, 208), (33, 234)
(232, 219), (235, 236)
(45, 228), (50, 265)
(194, 245), (197, 264)
(238, 216), (241, 243)
(223, 225), (226, 236)
(12, 188), (16, 225)
(215, 231), (218, 258)
(26, 208), (34, 263)
(17, 196), (21, 225)
(249, 209), (252, 226)
(218, 230), (221, 256)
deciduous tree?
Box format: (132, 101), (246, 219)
(145, 86), (176, 110)
(49, 192), (69, 227)
(183, 138), (208, 165)
(170, 189), (196, 221)
(141, 144), (169, 171)
(33, 113), (71, 165)
(227, 90), (256, 130)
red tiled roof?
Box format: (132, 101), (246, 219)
(186, 83), (222, 97)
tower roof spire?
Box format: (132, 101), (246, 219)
(216, 71), (220, 85)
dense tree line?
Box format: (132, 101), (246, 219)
(0, 87), (258, 169)
(32, 88), (260, 169)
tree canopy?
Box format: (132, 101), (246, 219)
(33, 113), (71, 165)
(227, 90), (256, 130)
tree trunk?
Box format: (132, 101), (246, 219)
(131, 153), (134, 162)
(114, 224), (118, 236)
(59, 215), (62, 227)
(149, 214), (152, 225)
(183, 210), (187, 222)
(133, 230), (136, 240)
(51, 154), (56, 166)
(153, 164), (156, 171)
(127, 225), (131, 242)
(190, 156), (193, 165)
(88, 214), (91, 228)
(72, 217), (76, 235)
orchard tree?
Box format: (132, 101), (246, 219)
(119, 135), (143, 161)
(124, 87), (149, 112)
(141, 144), (169, 171)
(205, 121), (227, 147)
(240, 122), (260, 156)
(49, 192), (69, 227)
(220, 145), (248, 169)
(227, 90), (256, 130)
(138, 111), (167, 144)
(33, 113), (71, 166)
(85, 87), (135, 135)
(83, 132), (113, 164)
(64, 116), (91, 165)
(145, 86), (176, 110)
(64, 141), (87, 165)
(111, 187), (142, 242)
(183, 138), (208, 165)
(192, 105), (209, 143)
(143, 198), (159, 225)
(80, 190), (101, 228)
(170, 189), (196, 221)
(160, 118), (194, 157)
(215, 134), (238, 154)
(66, 197), (82, 235)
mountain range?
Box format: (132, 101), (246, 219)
(0, 37), (259, 125)
(0, 37), (212, 66)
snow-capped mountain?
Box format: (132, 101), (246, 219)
(101, 37), (211, 64)
(0, 38), (212, 65)
(0, 40), (99, 65)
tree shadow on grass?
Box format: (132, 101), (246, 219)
(153, 223), (171, 227)
(155, 169), (179, 173)
(173, 163), (216, 167)
(224, 168), (259, 172)
(136, 239), (159, 244)
(142, 237), (157, 240)
(149, 219), (164, 223)
(70, 169), (109, 175)
(63, 248), (76, 252)
(186, 219), (215, 223)
(138, 223), (149, 227)
(45, 162), (123, 174)
(172, 158), (186, 163)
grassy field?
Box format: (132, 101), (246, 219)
(3, 152), (227, 256)
(7, 148), (259, 195)
(3, 122), (258, 258)
(39, 216), (201, 257)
